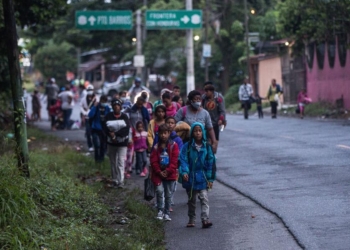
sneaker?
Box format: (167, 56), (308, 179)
(169, 207), (173, 212)
(202, 220), (213, 228)
(143, 167), (149, 175)
(88, 147), (94, 152)
(125, 173), (131, 179)
(156, 210), (164, 220)
(140, 172), (146, 177)
(163, 214), (172, 221)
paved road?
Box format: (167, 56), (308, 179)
(28, 95), (302, 249)
(218, 113), (350, 250)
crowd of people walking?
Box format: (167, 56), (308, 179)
(29, 76), (311, 227)
(78, 79), (226, 227)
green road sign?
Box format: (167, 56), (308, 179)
(76, 11), (132, 30)
(146, 10), (202, 29)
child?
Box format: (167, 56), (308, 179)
(150, 124), (179, 221)
(31, 90), (42, 121)
(162, 92), (180, 117)
(179, 122), (215, 228)
(141, 91), (153, 120)
(147, 105), (166, 152)
(166, 116), (184, 211)
(133, 121), (148, 176)
(120, 91), (132, 111)
(48, 98), (61, 131)
(255, 94), (263, 118)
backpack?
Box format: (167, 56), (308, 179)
(178, 143), (216, 184)
(201, 93), (222, 110)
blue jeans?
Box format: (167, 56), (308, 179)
(135, 151), (147, 173)
(85, 118), (93, 148)
(62, 109), (72, 129)
(92, 130), (106, 162)
(156, 180), (175, 215)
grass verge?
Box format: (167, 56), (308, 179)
(0, 127), (164, 250)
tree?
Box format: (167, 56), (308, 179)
(0, 0), (69, 92)
(34, 42), (77, 86)
(278, 0), (350, 50)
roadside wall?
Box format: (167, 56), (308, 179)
(307, 38), (350, 109)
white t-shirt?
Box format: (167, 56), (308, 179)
(58, 91), (74, 110)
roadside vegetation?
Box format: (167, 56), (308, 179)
(280, 101), (349, 119)
(0, 127), (164, 250)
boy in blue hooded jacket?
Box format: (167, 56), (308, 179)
(179, 122), (215, 228)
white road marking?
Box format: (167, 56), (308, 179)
(337, 145), (350, 150)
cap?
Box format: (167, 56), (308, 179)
(111, 98), (123, 107)
(86, 85), (94, 91)
(51, 78), (56, 83)
(134, 77), (141, 83)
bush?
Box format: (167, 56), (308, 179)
(224, 84), (240, 108)
(0, 128), (164, 250)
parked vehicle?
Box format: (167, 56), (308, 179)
(101, 75), (133, 97)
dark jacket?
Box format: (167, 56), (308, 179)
(103, 112), (130, 147)
(88, 104), (111, 131)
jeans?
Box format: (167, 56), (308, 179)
(92, 130), (106, 162)
(156, 180), (174, 215)
(135, 151), (147, 173)
(187, 189), (209, 222)
(85, 118), (93, 148)
(107, 145), (127, 184)
(62, 109), (72, 129)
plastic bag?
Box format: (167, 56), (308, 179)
(144, 176), (155, 201)
(106, 120), (126, 132)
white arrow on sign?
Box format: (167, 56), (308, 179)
(181, 15), (190, 24)
(88, 16), (96, 26)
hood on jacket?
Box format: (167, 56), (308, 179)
(189, 122), (207, 143)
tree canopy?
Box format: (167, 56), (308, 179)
(2, 0), (350, 94)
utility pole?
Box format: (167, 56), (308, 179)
(136, 9), (142, 77)
(142, 0), (148, 86)
(204, 0), (209, 82)
(3, 0), (30, 177)
(244, 0), (250, 79)
(186, 0), (195, 94)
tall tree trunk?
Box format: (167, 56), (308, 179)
(3, 0), (30, 177)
